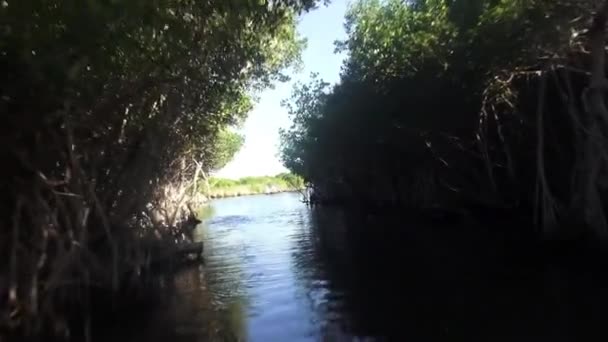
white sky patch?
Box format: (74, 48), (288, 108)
(215, 0), (349, 179)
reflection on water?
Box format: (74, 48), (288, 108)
(131, 192), (608, 341)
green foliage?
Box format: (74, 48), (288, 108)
(207, 173), (304, 197)
(280, 0), (598, 208)
(338, 0), (456, 81)
(277, 172), (306, 188)
(201, 129), (245, 174)
(0, 0), (322, 335)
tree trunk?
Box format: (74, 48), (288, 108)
(574, 0), (608, 238)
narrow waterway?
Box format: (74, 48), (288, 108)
(128, 192), (608, 341)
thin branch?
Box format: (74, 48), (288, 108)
(9, 197), (23, 308)
(535, 73), (558, 231)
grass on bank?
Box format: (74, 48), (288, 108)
(203, 173), (305, 198)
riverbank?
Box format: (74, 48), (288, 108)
(210, 188), (301, 199)
(206, 174), (304, 199)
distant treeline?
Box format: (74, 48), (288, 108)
(281, 0), (608, 239)
(205, 173), (305, 198)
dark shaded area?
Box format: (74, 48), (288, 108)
(0, 0), (320, 338)
(280, 0), (608, 239)
(297, 207), (608, 341)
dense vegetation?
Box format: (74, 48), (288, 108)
(0, 0), (320, 338)
(281, 0), (608, 239)
(206, 173), (305, 198)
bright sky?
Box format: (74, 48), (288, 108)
(215, 0), (349, 179)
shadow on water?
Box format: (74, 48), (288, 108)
(102, 209), (249, 342)
(294, 207), (608, 341)
(110, 193), (608, 341)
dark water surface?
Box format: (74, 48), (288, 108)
(127, 192), (608, 341)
